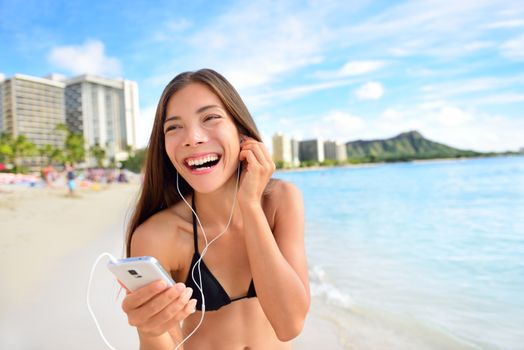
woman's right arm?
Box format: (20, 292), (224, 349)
(122, 214), (196, 350)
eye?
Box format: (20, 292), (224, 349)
(164, 124), (181, 134)
(204, 114), (222, 122)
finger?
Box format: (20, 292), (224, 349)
(245, 143), (270, 167)
(122, 280), (168, 312)
(140, 283), (188, 319)
(258, 142), (273, 164)
(144, 287), (194, 330)
(148, 298), (198, 336)
(241, 143), (271, 169)
(239, 149), (259, 169)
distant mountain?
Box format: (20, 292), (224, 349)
(345, 131), (483, 162)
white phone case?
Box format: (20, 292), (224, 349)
(107, 256), (175, 291)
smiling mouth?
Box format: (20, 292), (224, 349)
(184, 154), (222, 171)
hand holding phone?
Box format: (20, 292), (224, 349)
(107, 256), (175, 292)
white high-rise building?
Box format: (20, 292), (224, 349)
(299, 139), (325, 163)
(324, 141), (347, 162)
(0, 74), (65, 166)
(65, 75), (138, 166)
(272, 133), (299, 167)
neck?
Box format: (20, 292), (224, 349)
(192, 169), (240, 231)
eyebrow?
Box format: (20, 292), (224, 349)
(164, 104), (222, 124)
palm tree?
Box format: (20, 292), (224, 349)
(89, 143), (106, 168)
(39, 144), (64, 165)
(55, 124), (85, 165)
(0, 132), (13, 164)
(0, 133), (38, 172)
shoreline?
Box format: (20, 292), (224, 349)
(275, 154), (523, 173)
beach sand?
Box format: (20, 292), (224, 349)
(0, 182), (344, 349)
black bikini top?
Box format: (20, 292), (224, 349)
(184, 196), (256, 311)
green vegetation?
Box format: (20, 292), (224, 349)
(300, 160), (320, 168)
(55, 124), (86, 165)
(39, 144), (63, 165)
(121, 148), (147, 173)
(0, 133), (38, 172)
(89, 143), (106, 168)
(278, 131), (514, 171)
(345, 131), (483, 163)
(0, 125), (86, 173)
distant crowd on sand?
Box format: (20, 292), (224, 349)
(1, 164), (132, 196)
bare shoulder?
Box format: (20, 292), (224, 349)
(130, 200), (194, 274)
(265, 179), (303, 208)
(263, 179), (304, 229)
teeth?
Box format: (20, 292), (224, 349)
(187, 154), (219, 167)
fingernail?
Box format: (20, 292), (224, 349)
(175, 283), (185, 292)
(184, 287), (193, 298)
(156, 280), (167, 290)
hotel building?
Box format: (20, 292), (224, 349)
(65, 75), (138, 166)
(272, 133), (300, 167)
(0, 74), (65, 166)
(299, 139), (325, 163)
(324, 140), (348, 162)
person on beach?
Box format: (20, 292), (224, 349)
(42, 164), (56, 187)
(122, 69), (309, 349)
(65, 163), (76, 196)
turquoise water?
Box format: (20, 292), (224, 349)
(275, 156), (524, 350)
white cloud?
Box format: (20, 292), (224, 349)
(370, 104), (523, 152)
(245, 78), (355, 110)
(154, 19), (193, 41)
(312, 111), (366, 141)
(501, 34), (524, 60)
(317, 60), (386, 79)
(470, 93), (524, 105)
(381, 108), (403, 121)
(170, 7), (328, 91)
(420, 75), (524, 101)
(340, 1), (519, 59)
(355, 81), (384, 100)
(486, 19), (524, 29)
(166, 19), (192, 32)
(339, 60), (386, 76)
(136, 105), (157, 148)
(433, 106), (473, 127)
(264, 101), (523, 153)
(47, 39), (121, 76)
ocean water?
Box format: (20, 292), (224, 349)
(275, 156), (524, 350)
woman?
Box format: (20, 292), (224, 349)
(122, 69), (309, 349)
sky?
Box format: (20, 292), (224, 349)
(1, 0), (523, 152)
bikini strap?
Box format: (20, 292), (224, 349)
(191, 195), (199, 253)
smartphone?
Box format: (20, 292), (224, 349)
(107, 256), (175, 292)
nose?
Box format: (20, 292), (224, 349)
(183, 125), (208, 147)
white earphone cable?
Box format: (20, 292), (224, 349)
(87, 252), (119, 350)
(173, 162), (241, 349)
(87, 162), (241, 350)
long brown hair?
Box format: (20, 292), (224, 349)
(126, 69), (262, 257)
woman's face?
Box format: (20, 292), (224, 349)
(164, 83), (241, 193)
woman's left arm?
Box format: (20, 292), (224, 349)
(238, 138), (310, 341)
